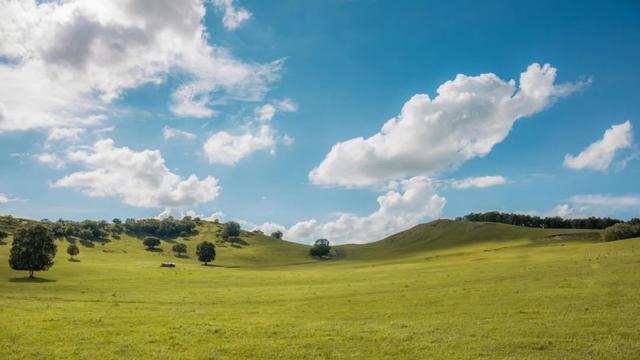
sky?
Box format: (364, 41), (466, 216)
(1, 0), (639, 244)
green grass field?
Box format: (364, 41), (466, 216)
(1, 220), (639, 359)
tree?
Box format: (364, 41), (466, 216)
(143, 237), (161, 250)
(172, 243), (187, 257)
(9, 224), (57, 278)
(67, 243), (80, 260)
(271, 230), (283, 240)
(112, 218), (122, 225)
(78, 229), (93, 240)
(196, 241), (216, 265)
(0, 230), (8, 243)
(309, 238), (331, 258)
(221, 221), (240, 240)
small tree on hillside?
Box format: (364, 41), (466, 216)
(143, 237), (161, 250)
(0, 230), (8, 243)
(78, 229), (93, 240)
(309, 238), (331, 258)
(196, 241), (216, 265)
(9, 224), (57, 278)
(271, 230), (283, 240)
(172, 243), (187, 257)
(67, 243), (80, 260)
(221, 221), (240, 241)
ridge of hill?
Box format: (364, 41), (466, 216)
(334, 219), (601, 260)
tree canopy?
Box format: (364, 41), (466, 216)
(196, 241), (216, 265)
(172, 243), (187, 256)
(309, 238), (331, 258)
(143, 237), (161, 250)
(271, 230), (283, 239)
(9, 224), (57, 278)
(460, 211), (622, 229)
(221, 221), (241, 240)
(67, 243), (80, 259)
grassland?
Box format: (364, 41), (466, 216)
(0, 220), (639, 359)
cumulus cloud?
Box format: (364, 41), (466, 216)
(53, 139), (219, 208)
(255, 98), (298, 122)
(212, 0), (252, 31)
(0, 193), (10, 204)
(37, 153), (66, 169)
(451, 175), (507, 189)
(563, 121), (634, 171)
(310, 63), (585, 187)
(47, 128), (86, 142)
(253, 177), (446, 244)
(0, 0), (280, 132)
(203, 125), (276, 165)
(162, 126), (197, 141)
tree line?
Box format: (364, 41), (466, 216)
(458, 211), (624, 229)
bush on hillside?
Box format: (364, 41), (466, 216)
(143, 237), (161, 250)
(221, 221), (241, 241)
(196, 241), (216, 265)
(67, 243), (80, 259)
(602, 223), (640, 242)
(309, 238), (331, 258)
(172, 243), (187, 257)
(271, 230), (283, 240)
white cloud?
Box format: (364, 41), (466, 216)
(563, 121), (634, 171)
(53, 139), (219, 208)
(252, 222), (287, 235)
(37, 153), (66, 169)
(0, 194), (10, 204)
(256, 104), (277, 122)
(203, 125), (275, 165)
(570, 194), (640, 212)
(282, 134), (295, 146)
(47, 127), (86, 142)
(0, 0), (280, 132)
(254, 177), (446, 244)
(212, 0), (252, 31)
(310, 63), (585, 187)
(452, 175), (507, 189)
(162, 126), (197, 141)
(255, 98), (298, 122)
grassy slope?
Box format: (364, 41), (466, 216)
(336, 219), (601, 261)
(0, 220), (639, 359)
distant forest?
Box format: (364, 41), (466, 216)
(459, 211), (629, 229)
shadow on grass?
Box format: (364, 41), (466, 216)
(145, 248), (163, 252)
(9, 277), (57, 283)
(175, 254), (190, 259)
(68, 258), (81, 262)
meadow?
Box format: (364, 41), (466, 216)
(0, 220), (639, 359)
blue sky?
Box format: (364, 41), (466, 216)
(0, 0), (639, 243)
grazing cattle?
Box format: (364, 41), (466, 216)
(160, 262), (176, 268)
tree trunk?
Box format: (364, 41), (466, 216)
(29, 270), (34, 278)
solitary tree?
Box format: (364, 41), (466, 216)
(9, 224), (57, 278)
(112, 218), (122, 225)
(67, 243), (80, 260)
(196, 241), (216, 265)
(221, 221), (241, 241)
(0, 230), (8, 243)
(143, 237), (161, 250)
(172, 243), (187, 257)
(271, 230), (283, 240)
(309, 238), (331, 258)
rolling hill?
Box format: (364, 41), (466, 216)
(1, 216), (639, 359)
(334, 219), (601, 261)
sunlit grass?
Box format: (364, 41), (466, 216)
(0, 221), (638, 359)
